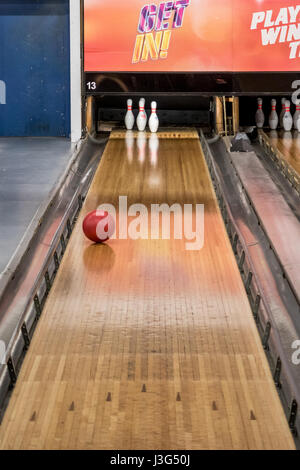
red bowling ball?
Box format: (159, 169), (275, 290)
(82, 210), (115, 243)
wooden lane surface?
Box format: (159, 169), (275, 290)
(0, 129), (294, 450)
(111, 128), (199, 139)
(264, 129), (300, 176)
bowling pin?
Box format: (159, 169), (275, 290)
(269, 99), (278, 130)
(148, 101), (159, 133)
(293, 103), (300, 130)
(125, 99), (134, 130)
(255, 98), (265, 128)
(282, 100), (293, 131)
(279, 98), (286, 128)
(136, 98), (147, 132)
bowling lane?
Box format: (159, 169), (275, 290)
(264, 129), (300, 176)
(0, 129), (294, 450)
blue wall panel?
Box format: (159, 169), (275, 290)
(0, 1), (70, 137)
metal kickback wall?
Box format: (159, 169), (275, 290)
(0, 0), (70, 137)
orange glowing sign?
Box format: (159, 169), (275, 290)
(84, 0), (300, 72)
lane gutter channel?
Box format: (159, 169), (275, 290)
(0, 135), (108, 422)
(199, 130), (299, 446)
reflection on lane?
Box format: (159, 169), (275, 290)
(137, 131), (147, 164)
(125, 130), (134, 163)
(149, 133), (159, 167)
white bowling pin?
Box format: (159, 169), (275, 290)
(255, 98), (265, 128)
(269, 99), (278, 130)
(293, 103), (300, 130)
(136, 98), (147, 132)
(148, 101), (159, 133)
(282, 100), (293, 131)
(149, 133), (159, 167)
(125, 99), (134, 130)
(279, 98), (286, 128)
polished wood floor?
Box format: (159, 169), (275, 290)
(265, 129), (300, 176)
(0, 129), (294, 449)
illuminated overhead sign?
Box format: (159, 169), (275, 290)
(84, 0), (300, 72)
